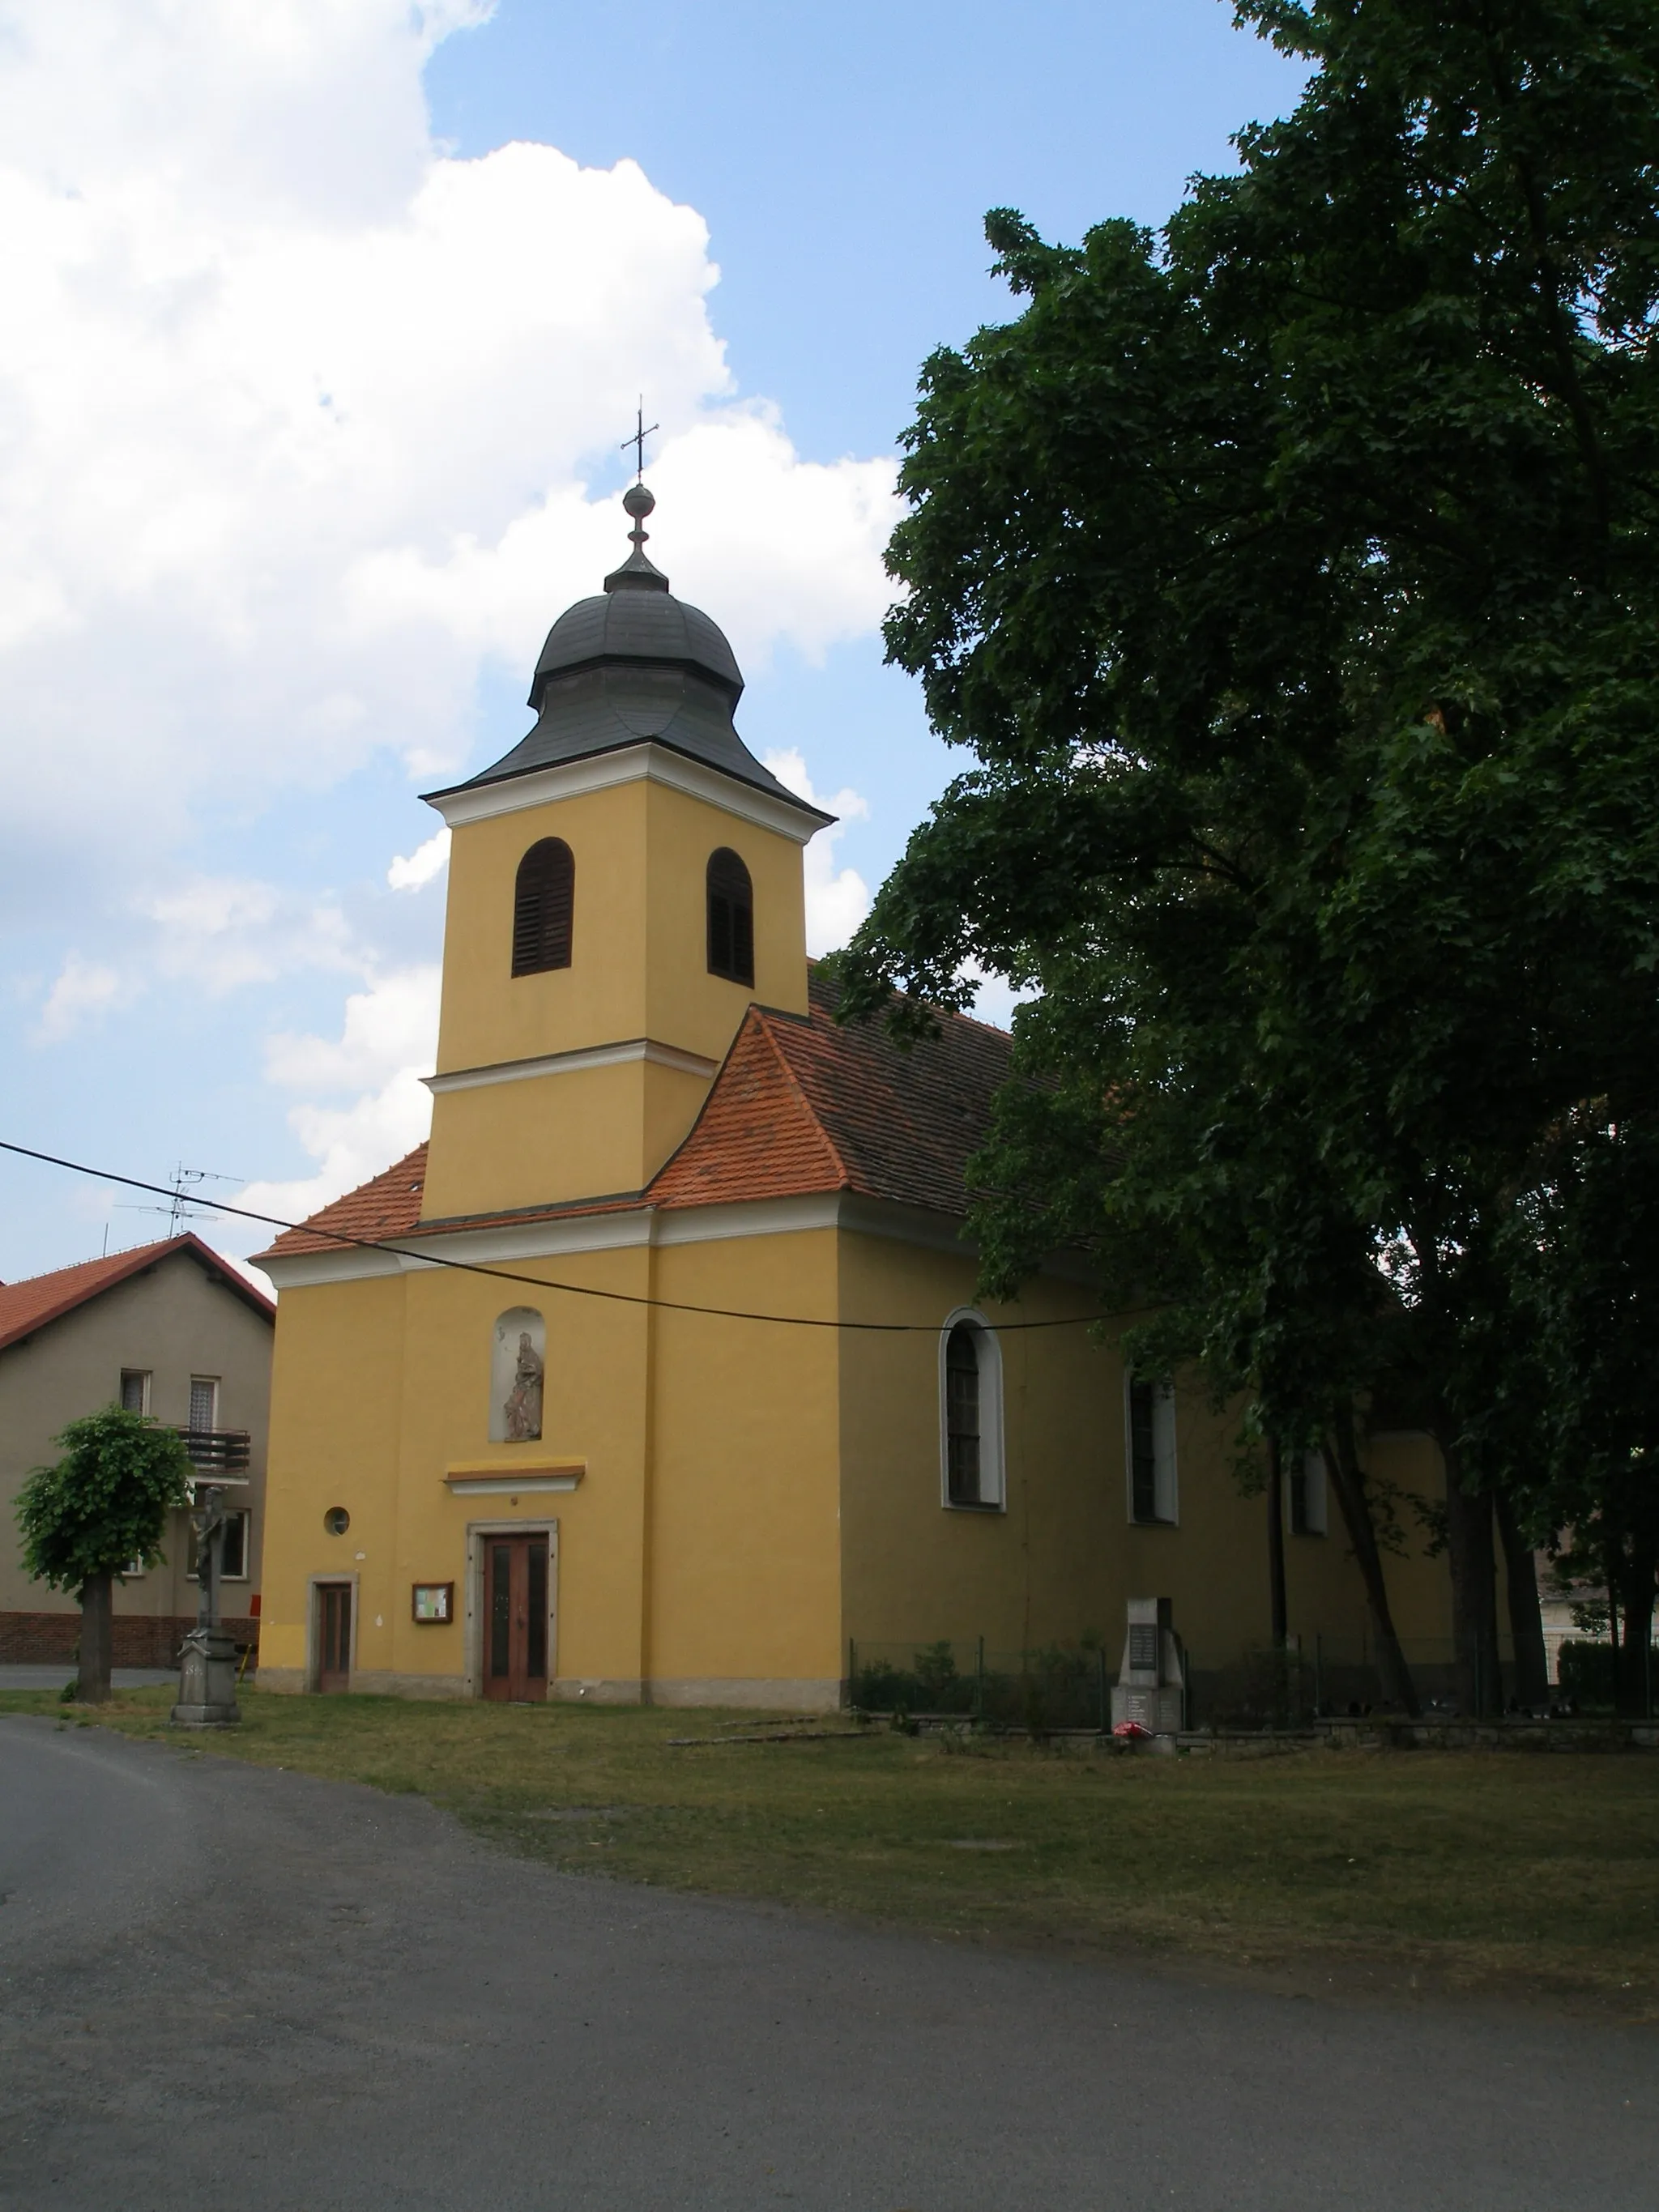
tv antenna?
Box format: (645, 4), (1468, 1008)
(115, 1163), (244, 1238)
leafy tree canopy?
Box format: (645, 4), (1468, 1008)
(16, 1407), (194, 1594)
(838, 0), (1659, 1396)
(834, 0), (1659, 1701)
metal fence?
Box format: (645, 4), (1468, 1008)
(847, 1632), (1658, 1730)
(848, 1639), (1113, 1731)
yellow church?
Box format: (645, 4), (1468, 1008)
(254, 483), (1449, 1710)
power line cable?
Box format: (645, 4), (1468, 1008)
(0, 1136), (1107, 1336)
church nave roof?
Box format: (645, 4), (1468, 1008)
(257, 966), (1015, 1262)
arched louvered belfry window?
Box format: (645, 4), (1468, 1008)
(706, 846), (755, 987)
(511, 837), (574, 977)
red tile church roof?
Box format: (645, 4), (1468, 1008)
(652, 969), (1013, 1213)
(258, 966), (1013, 1260)
(261, 1147), (432, 1259)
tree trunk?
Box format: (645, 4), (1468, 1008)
(1325, 1412), (1420, 1716)
(1267, 1434), (1288, 1649)
(1442, 1447), (1502, 1717)
(1610, 1538), (1657, 1719)
(1494, 1490), (1550, 1711)
(78, 1572), (113, 1704)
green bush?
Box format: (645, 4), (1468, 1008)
(1556, 1641), (1617, 1707)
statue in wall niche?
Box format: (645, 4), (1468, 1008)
(502, 1331), (544, 1442)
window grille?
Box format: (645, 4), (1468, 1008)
(511, 837), (575, 976)
(1128, 1378), (1178, 1524)
(945, 1323), (983, 1505)
(706, 847), (755, 986)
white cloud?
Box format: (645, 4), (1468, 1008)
(22, 873), (368, 1050)
(0, 1), (905, 1259)
(264, 965), (441, 1094)
(763, 748), (872, 957)
(388, 828), (451, 892)
(239, 1065), (435, 1238)
(33, 953), (121, 1042)
(237, 964), (441, 1232)
(0, 0), (897, 919)
(143, 879), (356, 995)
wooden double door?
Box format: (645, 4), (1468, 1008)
(484, 1533), (550, 1703)
(317, 1583), (352, 1693)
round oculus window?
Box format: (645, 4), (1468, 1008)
(324, 1507), (350, 1536)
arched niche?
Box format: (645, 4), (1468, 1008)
(490, 1307), (546, 1443)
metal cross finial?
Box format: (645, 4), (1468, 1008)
(621, 398), (659, 480)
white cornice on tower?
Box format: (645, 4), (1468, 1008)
(424, 1036), (720, 1095)
(422, 739), (828, 843)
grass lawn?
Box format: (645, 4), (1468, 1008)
(7, 1683), (1658, 2014)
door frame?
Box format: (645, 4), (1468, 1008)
(464, 1520), (558, 1698)
(306, 1571), (360, 1692)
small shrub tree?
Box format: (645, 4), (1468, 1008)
(15, 1408), (194, 1703)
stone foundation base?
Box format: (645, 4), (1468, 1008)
(254, 1668), (470, 1700)
(0, 1610), (259, 1669)
(554, 1677), (644, 1705)
(246, 1669), (841, 1710)
(641, 1677), (842, 1712)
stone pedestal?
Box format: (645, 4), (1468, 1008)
(1111, 1596), (1187, 1735)
(172, 1628), (241, 1727)
(1111, 1681), (1185, 1733)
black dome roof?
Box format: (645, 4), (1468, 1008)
(424, 488), (830, 826)
(527, 573), (743, 715)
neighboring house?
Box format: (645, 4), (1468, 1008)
(253, 489), (1454, 1707)
(0, 1235), (275, 1665)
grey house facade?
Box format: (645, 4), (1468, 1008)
(0, 1234), (274, 1665)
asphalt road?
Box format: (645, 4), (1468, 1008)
(2, 1716), (1654, 2211)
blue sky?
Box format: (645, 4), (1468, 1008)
(0, 1), (1303, 1285)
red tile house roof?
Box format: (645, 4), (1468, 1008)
(259, 967), (1015, 1260)
(0, 1234), (274, 1355)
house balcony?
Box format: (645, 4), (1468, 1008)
(176, 1428), (252, 1475)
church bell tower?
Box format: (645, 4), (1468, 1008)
(416, 482), (833, 1222)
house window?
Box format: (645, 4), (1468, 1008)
(939, 1310), (1005, 1510)
(188, 1376), (220, 1432)
(188, 1510), (249, 1582)
(706, 847), (755, 986)
(1128, 1378), (1178, 1524)
(119, 1369), (151, 1414)
(511, 837), (575, 976)
(1290, 1450), (1328, 1536)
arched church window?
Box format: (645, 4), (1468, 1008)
(511, 838), (574, 977)
(490, 1308), (546, 1443)
(940, 1311), (1004, 1510)
(706, 847), (755, 987)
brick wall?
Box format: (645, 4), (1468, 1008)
(0, 1612), (260, 1668)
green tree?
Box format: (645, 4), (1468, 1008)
(1506, 1115), (1659, 1713)
(837, 0), (1659, 1711)
(15, 1408), (194, 1703)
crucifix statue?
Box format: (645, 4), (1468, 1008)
(172, 1479), (242, 1728)
(191, 1483), (227, 1632)
(621, 397), (659, 480)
